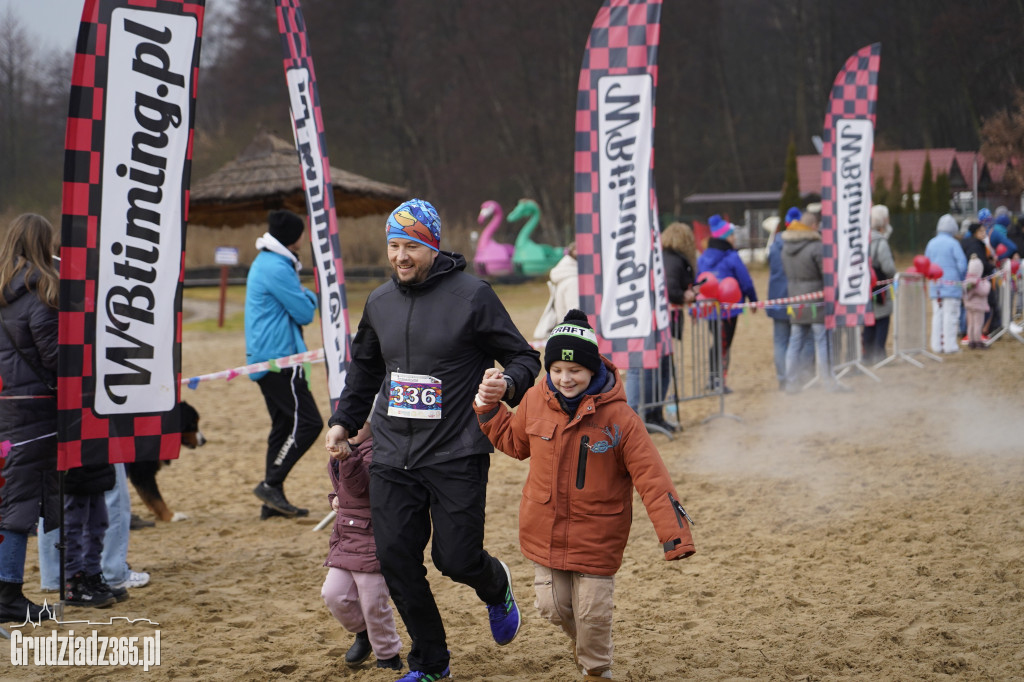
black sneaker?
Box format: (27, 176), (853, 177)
(260, 504), (309, 520)
(65, 571), (115, 608)
(86, 573), (128, 603)
(253, 482), (302, 516)
(345, 630), (371, 666)
(130, 513), (155, 530)
(376, 654), (403, 670)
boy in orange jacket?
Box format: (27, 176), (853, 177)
(474, 309), (695, 681)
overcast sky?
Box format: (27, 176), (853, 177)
(0, 0), (83, 52)
(0, 0), (236, 54)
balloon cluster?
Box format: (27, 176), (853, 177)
(695, 272), (742, 304)
(908, 254), (943, 280)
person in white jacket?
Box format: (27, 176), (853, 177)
(531, 242), (579, 342)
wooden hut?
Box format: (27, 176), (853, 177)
(184, 132), (408, 268)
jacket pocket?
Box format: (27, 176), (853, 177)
(336, 514), (372, 532)
(522, 419), (557, 504)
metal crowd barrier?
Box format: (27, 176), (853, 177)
(832, 325), (880, 383)
(875, 272), (941, 368)
(629, 304), (737, 440)
(987, 260), (1024, 345)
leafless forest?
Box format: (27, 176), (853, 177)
(2, 1), (1023, 247)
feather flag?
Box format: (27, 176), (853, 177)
(58, 0), (205, 470)
(275, 0), (351, 411)
(574, 0), (669, 370)
(821, 43), (881, 329)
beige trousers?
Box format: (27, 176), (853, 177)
(533, 563), (614, 676)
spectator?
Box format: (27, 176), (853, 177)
(532, 242), (579, 342)
(627, 222), (695, 432)
(0, 214), (61, 622)
(696, 215), (758, 393)
(780, 211), (847, 392)
(766, 209), (811, 390)
(862, 205), (897, 363)
(962, 255), (991, 350)
(246, 210), (324, 519)
(924, 214), (968, 354)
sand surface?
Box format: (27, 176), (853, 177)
(9, 269), (1024, 681)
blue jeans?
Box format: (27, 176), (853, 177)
(0, 530), (29, 583)
(626, 356), (672, 419)
(101, 464), (132, 585)
(785, 323), (833, 389)
(38, 464), (132, 589)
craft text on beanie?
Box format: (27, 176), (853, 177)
(709, 214), (735, 239)
(386, 198), (441, 251)
(784, 207), (802, 226)
(268, 210), (306, 247)
(545, 309), (602, 374)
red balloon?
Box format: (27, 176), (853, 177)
(1012, 260), (1021, 275)
(927, 263), (943, 280)
(718, 276), (742, 304)
(913, 254), (931, 274)
(997, 243), (1008, 257)
(697, 272), (720, 300)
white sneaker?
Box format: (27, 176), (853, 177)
(111, 570), (150, 590)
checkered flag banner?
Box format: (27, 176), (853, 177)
(276, 0), (351, 412)
(58, 0), (205, 471)
(821, 43), (881, 329)
(574, 0), (670, 370)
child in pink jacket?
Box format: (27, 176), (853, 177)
(963, 255), (991, 349)
(322, 420), (402, 670)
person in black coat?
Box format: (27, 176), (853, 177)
(0, 214), (61, 622)
(627, 222), (696, 433)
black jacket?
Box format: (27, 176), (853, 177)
(0, 271), (60, 533)
(329, 252), (541, 469)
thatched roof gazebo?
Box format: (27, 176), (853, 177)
(188, 131), (409, 227)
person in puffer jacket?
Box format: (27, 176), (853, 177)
(321, 418), (402, 672)
(924, 214), (968, 354)
(474, 309), (695, 681)
(696, 215), (758, 393)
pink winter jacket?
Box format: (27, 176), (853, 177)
(324, 438), (380, 573)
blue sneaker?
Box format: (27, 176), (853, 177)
(395, 666), (450, 681)
(487, 560), (521, 645)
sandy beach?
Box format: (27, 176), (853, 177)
(7, 268), (1024, 681)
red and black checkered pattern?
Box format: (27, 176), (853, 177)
(276, 0), (351, 412)
(58, 0), (204, 471)
(574, 0), (669, 371)
(821, 43), (881, 329)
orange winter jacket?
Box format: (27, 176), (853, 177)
(474, 358), (695, 576)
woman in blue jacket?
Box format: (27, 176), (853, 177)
(697, 215), (758, 393)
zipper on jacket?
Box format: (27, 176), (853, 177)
(575, 435), (589, 489)
(402, 295), (416, 468)
(667, 492), (696, 527)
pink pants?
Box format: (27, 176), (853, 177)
(966, 309), (985, 344)
(322, 567), (401, 660)
(533, 563), (614, 677)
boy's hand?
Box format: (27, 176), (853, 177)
(325, 424), (351, 460)
(476, 367), (507, 406)
(331, 496), (340, 512)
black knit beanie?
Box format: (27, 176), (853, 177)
(268, 210), (305, 247)
(544, 309), (602, 374)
